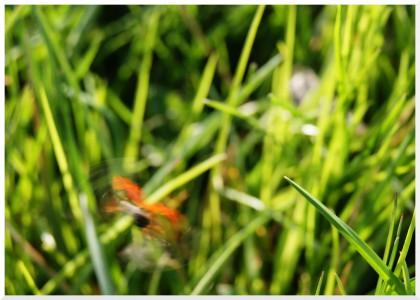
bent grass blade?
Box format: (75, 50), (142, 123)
(284, 176), (406, 295)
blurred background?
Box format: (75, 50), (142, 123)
(5, 5), (415, 295)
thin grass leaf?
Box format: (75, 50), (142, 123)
(124, 11), (159, 163)
(148, 265), (163, 295)
(190, 213), (270, 295)
(75, 33), (103, 79)
(40, 251), (89, 295)
(325, 226), (339, 295)
(79, 194), (114, 295)
(209, 5), (266, 243)
(409, 278), (415, 295)
(107, 91), (133, 125)
(236, 54), (282, 104)
(229, 5), (266, 98)
(32, 6), (79, 92)
(388, 214), (404, 270)
(335, 273), (346, 295)
(315, 270), (325, 295)
(221, 187), (266, 211)
(38, 87), (82, 222)
(6, 6), (29, 34)
(67, 5), (99, 55)
(204, 99), (263, 132)
(192, 53), (219, 116)
(17, 260), (41, 295)
(334, 5), (344, 92)
(40, 215), (132, 295)
(174, 52), (219, 153)
(284, 176), (406, 295)
(379, 215), (404, 294)
(273, 5), (295, 100)
(147, 153), (226, 204)
(342, 6), (355, 67)
(393, 209), (415, 278)
(401, 261), (413, 295)
(375, 195), (398, 294)
(32, 6), (86, 146)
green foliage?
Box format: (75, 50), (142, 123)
(5, 5), (415, 295)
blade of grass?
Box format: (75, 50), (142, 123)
(335, 273), (346, 295)
(265, 7), (297, 293)
(190, 213), (270, 295)
(6, 5), (29, 34)
(79, 194), (114, 295)
(393, 209), (415, 277)
(236, 54), (282, 104)
(273, 5), (296, 101)
(40, 249), (89, 294)
(174, 52), (219, 154)
(38, 86), (82, 222)
(325, 226), (339, 295)
(203, 99), (263, 131)
(41, 214), (133, 294)
(148, 264), (163, 295)
(315, 271), (325, 295)
(334, 5), (344, 94)
(75, 32), (103, 79)
(284, 176), (406, 295)
(221, 187), (266, 211)
(32, 6), (86, 149)
(378, 215), (404, 294)
(107, 91), (132, 125)
(209, 5), (266, 243)
(144, 114), (221, 194)
(376, 196), (399, 294)
(67, 5), (99, 56)
(401, 261), (413, 295)
(6, 222), (71, 292)
(191, 52), (219, 116)
(32, 6), (79, 93)
(17, 260), (41, 295)
(147, 153), (226, 204)
(124, 11), (159, 164)
(228, 5), (266, 100)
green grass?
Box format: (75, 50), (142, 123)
(284, 176), (407, 295)
(5, 5), (415, 295)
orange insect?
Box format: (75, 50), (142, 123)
(102, 176), (186, 245)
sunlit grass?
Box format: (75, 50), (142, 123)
(5, 4), (415, 295)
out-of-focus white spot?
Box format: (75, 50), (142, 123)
(191, 122), (204, 136)
(147, 152), (164, 166)
(212, 174), (224, 191)
(41, 232), (56, 251)
(217, 283), (233, 295)
(142, 145), (165, 166)
(238, 101), (258, 116)
(290, 67), (320, 105)
(301, 123), (319, 136)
